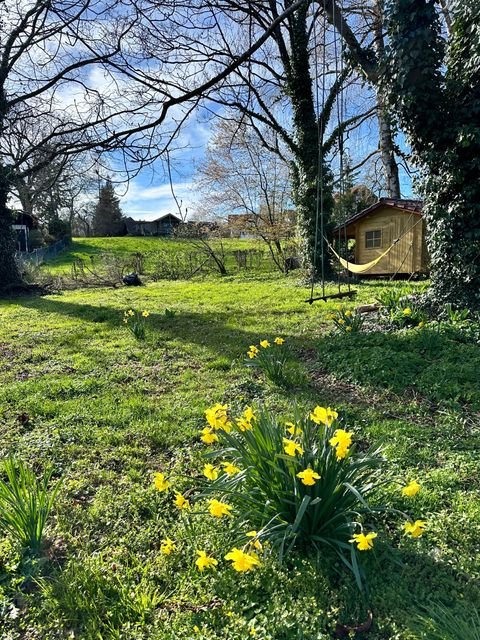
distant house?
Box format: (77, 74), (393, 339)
(124, 213), (182, 236)
(12, 212), (37, 252)
(333, 198), (427, 276)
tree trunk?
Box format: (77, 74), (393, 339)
(376, 92), (401, 198)
(373, 0), (401, 199)
(287, 6), (333, 278)
(0, 165), (21, 288)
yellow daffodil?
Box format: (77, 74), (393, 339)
(154, 472), (170, 492)
(282, 437), (304, 457)
(260, 339), (270, 348)
(127, 309), (135, 316)
(346, 326), (352, 332)
(402, 480), (421, 497)
(274, 337), (285, 345)
(224, 547), (261, 572)
(249, 627), (257, 637)
(244, 406), (256, 423)
(208, 499), (233, 518)
(345, 310), (353, 317)
(297, 468), (321, 486)
(160, 537), (176, 555)
(205, 403), (231, 431)
(329, 429), (353, 460)
(247, 345), (259, 359)
(222, 461), (241, 476)
(193, 626), (200, 633)
(310, 406), (338, 426)
(349, 531), (377, 551)
(246, 530), (262, 551)
(174, 493), (190, 510)
(142, 310), (150, 317)
(237, 417), (253, 431)
(200, 427), (219, 445)
(404, 520), (426, 538)
(418, 321), (425, 328)
(338, 318), (345, 325)
(203, 464), (219, 481)
(195, 550), (218, 572)
(403, 307), (412, 316)
(286, 422), (302, 436)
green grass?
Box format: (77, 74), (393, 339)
(0, 272), (479, 639)
(44, 236), (273, 276)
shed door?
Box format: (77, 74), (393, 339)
(389, 216), (415, 273)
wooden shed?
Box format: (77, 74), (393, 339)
(333, 198), (428, 276)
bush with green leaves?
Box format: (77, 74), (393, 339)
(328, 306), (365, 334)
(123, 308), (150, 340)
(195, 403), (398, 589)
(244, 337), (305, 388)
(0, 457), (61, 556)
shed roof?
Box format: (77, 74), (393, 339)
(333, 198), (423, 233)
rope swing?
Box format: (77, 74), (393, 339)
(306, 0), (356, 304)
(306, 1), (421, 303)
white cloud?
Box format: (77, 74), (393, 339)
(120, 179), (198, 220)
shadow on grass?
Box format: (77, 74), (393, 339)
(363, 544), (480, 638)
(8, 296), (310, 362)
(315, 327), (480, 409)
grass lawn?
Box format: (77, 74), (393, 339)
(43, 236), (273, 277)
(1, 253), (479, 638)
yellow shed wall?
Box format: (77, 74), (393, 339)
(353, 207), (427, 275)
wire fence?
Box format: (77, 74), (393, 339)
(15, 237), (70, 267)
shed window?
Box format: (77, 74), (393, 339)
(365, 229), (382, 249)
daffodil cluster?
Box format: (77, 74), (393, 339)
(247, 336), (284, 359)
(244, 337), (303, 388)
(153, 399), (427, 587)
(329, 306), (364, 334)
(122, 308), (149, 340)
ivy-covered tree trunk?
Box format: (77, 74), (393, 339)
(0, 165), (21, 288)
(385, 0), (480, 309)
(287, 5), (334, 279)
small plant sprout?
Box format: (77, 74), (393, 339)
(0, 457), (62, 556)
(123, 308), (149, 340)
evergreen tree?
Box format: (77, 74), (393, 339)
(332, 156), (376, 225)
(92, 180), (125, 237)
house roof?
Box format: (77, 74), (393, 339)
(125, 213), (182, 224)
(333, 198), (423, 233)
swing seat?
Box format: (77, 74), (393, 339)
(305, 289), (357, 304)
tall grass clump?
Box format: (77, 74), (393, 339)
(0, 457), (62, 556)
(415, 603), (480, 640)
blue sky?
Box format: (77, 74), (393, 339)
(116, 101), (415, 221)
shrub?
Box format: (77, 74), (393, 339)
(0, 457), (61, 556)
(245, 338), (305, 388)
(123, 308), (150, 340)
